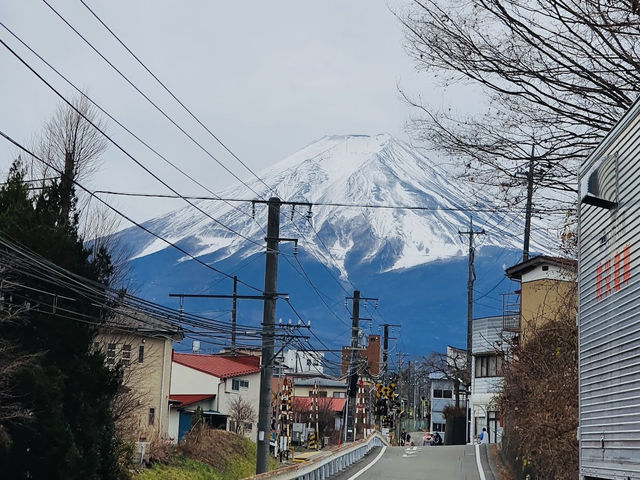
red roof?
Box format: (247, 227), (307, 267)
(169, 394), (215, 408)
(173, 353), (261, 379)
(292, 396), (347, 412)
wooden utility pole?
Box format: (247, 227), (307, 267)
(459, 218), (485, 376)
(256, 197), (281, 474)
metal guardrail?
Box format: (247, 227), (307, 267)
(247, 433), (388, 480)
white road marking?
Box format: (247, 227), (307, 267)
(475, 444), (487, 480)
(346, 445), (387, 480)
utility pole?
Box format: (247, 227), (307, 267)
(231, 276), (237, 350)
(344, 290), (377, 443)
(523, 145), (535, 262)
(346, 290), (360, 444)
(380, 323), (399, 380)
(256, 197), (281, 474)
(459, 218), (485, 377)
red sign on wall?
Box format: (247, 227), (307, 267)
(596, 244), (631, 301)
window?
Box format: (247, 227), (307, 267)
(148, 408), (155, 426)
(309, 390), (327, 397)
(475, 355), (504, 378)
(122, 344), (131, 367)
(333, 392), (346, 398)
(432, 422), (445, 432)
(138, 345), (144, 363)
(244, 422), (253, 432)
(232, 379), (249, 391)
(433, 389), (452, 399)
(106, 343), (116, 365)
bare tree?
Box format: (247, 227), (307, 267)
(228, 396), (256, 436)
(35, 94), (107, 187)
(399, 1), (640, 218)
(420, 347), (469, 408)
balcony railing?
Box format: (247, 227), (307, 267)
(502, 292), (520, 332)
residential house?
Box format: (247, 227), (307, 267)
(469, 315), (515, 444)
(169, 352), (261, 442)
(505, 255), (577, 340)
(291, 376), (348, 438)
(95, 309), (183, 443)
(429, 373), (456, 437)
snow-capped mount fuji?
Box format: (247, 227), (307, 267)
(116, 134), (553, 357)
(119, 133), (548, 278)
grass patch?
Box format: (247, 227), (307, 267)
(135, 430), (280, 480)
(136, 456), (220, 480)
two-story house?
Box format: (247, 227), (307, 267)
(469, 315), (515, 444)
(94, 309), (183, 443)
(168, 352), (261, 442)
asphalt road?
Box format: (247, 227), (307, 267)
(330, 444), (483, 480)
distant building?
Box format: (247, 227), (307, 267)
(341, 334), (381, 377)
(282, 349), (324, 375)
(469, 315), (515, 444)
(428, 373), (455, 435)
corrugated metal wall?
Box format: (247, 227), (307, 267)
(579, 100), (640, 479)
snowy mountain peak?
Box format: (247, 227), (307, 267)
(117, 134), (553, 277)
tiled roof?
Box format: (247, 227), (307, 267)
(292, 396), (347, 412)
(173, 353), (261, 379)
(169, 394), (215, 408)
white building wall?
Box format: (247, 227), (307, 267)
(283, 349), (324, 374)
(170, 362), (220, 395)
(217, 371), (261, 442)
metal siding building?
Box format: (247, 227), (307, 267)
(579, 99), (640, 479)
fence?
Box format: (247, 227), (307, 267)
(247, 433), (387, 480)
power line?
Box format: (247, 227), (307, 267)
(0, 129), (262, 293)
(40, 0), (266, 202)
(0, 35), (274, 255)
(77, 0), (278, 200)
(0, 21), (267, 239)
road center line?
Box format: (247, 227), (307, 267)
(346, 445), (387, 480)
(475, 444), (487, 480)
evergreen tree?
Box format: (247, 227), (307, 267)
(0, 156), (124, 478)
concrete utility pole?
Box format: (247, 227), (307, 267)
(256, 197), (281, 474)
(523, 145), (535, 262)
(231, 276), (237, 350)
(346, 290), (360, 444)
(381, 323), (399, 380)
(459, 218), (485, 377)
(344, 290), (377, 443)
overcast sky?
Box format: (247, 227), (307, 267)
(0, 1), (476, 222)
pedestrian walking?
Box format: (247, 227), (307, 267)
(478, 427), (489, 444)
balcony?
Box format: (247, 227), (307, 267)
(502, 292), (520, 332)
